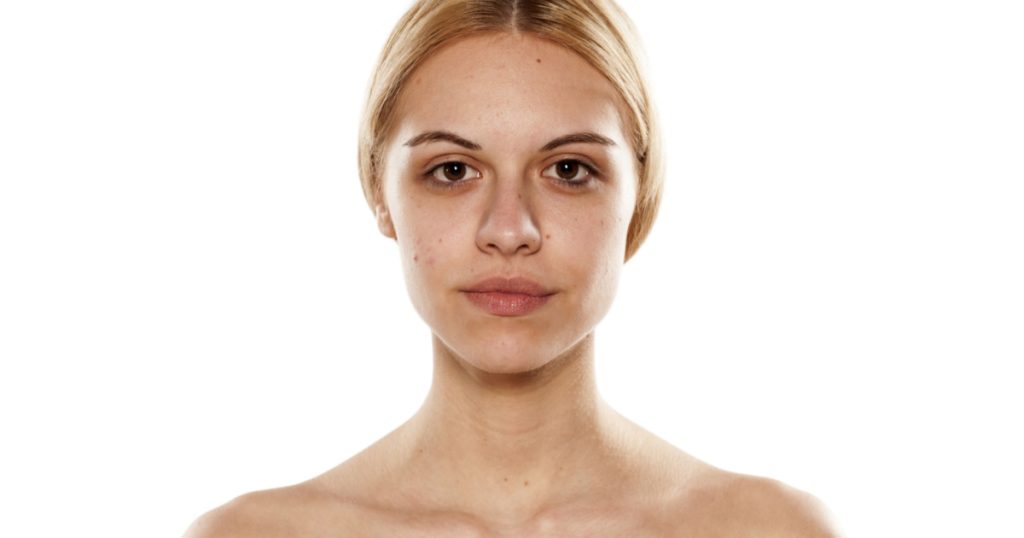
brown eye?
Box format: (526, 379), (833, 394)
(443, 162), (466, 181)
(542, 159), (597, 187)
(555, 161), (580, 180)
(429, 161), (481, 184)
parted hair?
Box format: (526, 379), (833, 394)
(358, 0), (663, 261)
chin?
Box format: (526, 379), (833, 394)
(444, 336), (553, 374)
(435, 325), (591, 377)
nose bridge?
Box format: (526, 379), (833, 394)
(476, 171), (541, 256)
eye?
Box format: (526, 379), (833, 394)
(542, 159), (597, 188)
(427, 161), (482, 186)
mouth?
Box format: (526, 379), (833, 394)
(460, 277), (556, 317)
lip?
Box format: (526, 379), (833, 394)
(460, 277), (556, 317)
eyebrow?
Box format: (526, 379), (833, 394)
(404, 130), (481, 150)
(540, 132), (616, 151)
(403, 130), (616, 152)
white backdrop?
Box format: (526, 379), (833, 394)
(1, 1), (1021, 536)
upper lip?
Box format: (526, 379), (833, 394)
(462, 276), (556, 296)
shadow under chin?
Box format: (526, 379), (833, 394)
(431, 331), (596, 389)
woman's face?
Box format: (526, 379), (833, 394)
(377, 33), (638, 374)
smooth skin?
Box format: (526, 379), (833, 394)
(186, 32), (840, 537)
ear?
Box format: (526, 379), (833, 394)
(374, 202), (397, 240)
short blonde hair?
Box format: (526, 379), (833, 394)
(358, 0), (663, 261)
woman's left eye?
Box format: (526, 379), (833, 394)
(542, 159), (597, 187)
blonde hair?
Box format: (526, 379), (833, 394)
(358, 0), (663, 261)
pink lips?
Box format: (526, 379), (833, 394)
(461, 277), (556, 317)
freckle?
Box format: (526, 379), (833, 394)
(437, 238), (442, 244)
(524, 480), (529, 486)
(517, 194), (522, 200)
(413, 254), (419, 262)
(536, 58), (541, 63)
(545, 234), (551, 239)
(503, 477), (508, 482)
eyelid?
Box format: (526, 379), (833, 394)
(540, 156), (602, 187)
(545, 153), (603, 176)
(423, 158), (483, 189)
(423, 154), (481, 174)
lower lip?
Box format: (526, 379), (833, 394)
(462, 291), (553, 317)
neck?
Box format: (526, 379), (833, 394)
(396, 331), (629, 524)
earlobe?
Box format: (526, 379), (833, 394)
(374, 203), (397, 240)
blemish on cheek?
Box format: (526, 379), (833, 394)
(437, 238), (442, 244)
(413, 254), (419, 263)
(536, 58), (541, 63)
(524, 480), (530, 486)
(545, 234), (551, 239)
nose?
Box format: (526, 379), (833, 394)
(475, 179), (542, 256)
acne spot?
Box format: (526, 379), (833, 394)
(413, 254), (419, 263)
(427, 256), (436, 266)
(545, 234), (551, 239)
(517, 194), (522, 200)
(437, 238), (442, 244)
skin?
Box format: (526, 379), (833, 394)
(185, 33), (841, 537)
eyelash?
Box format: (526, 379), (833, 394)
(423, 159), (599, 191)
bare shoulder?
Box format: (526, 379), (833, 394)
(182, 482), (362, 538)
(674, 468), (842, 537)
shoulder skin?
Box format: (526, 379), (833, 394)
(182, 484), (357, 538)
(674, 471), (843, 537)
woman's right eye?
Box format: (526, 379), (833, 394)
(427, 161), (482, 186)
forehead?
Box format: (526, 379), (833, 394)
(391, 33), (629, 148)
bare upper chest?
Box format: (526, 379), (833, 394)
(329, 501), (682, 538)
(241, 483), (773, 538)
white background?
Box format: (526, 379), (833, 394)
(1, 1), (1021, 536)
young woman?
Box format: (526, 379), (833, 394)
(187, 1), (839, 535)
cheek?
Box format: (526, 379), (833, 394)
(559, 198), (631, 258)
(552, 205), (627, 298)
(408, 235), (446, 269)
(401, 216), (440, 270)
(394, 200), (465, 275)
